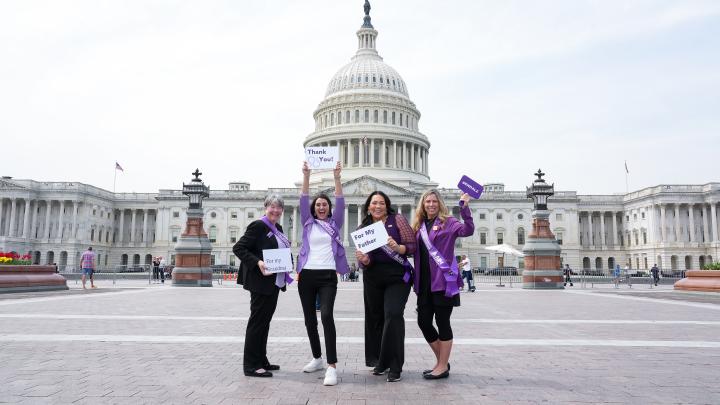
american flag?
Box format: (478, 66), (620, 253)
(115, 162), (124, 172)
(624, 161), (629, 174)
(362, 136), (368, 146)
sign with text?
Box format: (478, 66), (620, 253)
(457, 175), (484, 199)
(305, 146), (339, 169)
(351, 221), (390, 254)
(262, 248), (293, 273)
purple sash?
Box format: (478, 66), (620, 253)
(261, 216), (294, 288)
(419, 218), (459, 297)
(379, 245), (413, 284)
(314, 219), (344, 246)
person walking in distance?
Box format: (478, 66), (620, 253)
(459, 255), (475, 292)
(563, 264), (574, 287)
(650, 264), (660, 286)
(80, 246), (96, 289)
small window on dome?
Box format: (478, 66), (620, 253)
(373, 110), (378, 123)
(380, 76), (384, 84)
(351, 75), (355, 83)
(346, 110), (350, 123)
(372, 75), (376, 83)
(365, 75), (369, 83)
(383, 110), (388, 124)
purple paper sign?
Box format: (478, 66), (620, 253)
(457, 175), (484, 199)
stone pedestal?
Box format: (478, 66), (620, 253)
(674, 270), (720, 292)
(172, 208), (213, 287)
(0, 265), (68, 293)
(522, 210), (564, 289)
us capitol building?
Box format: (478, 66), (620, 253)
(1, 2), (719, 273)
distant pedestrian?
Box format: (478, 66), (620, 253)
(613, 264), (621, 288)
(80, 247), (96, 289)
(158, 256), (166, 283)
(459, 255), (475, 292)
(152, 257), (160, 282)
(563, 264), (574, 287)
(650, 264), (660, 286)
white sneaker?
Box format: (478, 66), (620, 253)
(323, 367), (338, 386)
(303, 357), (324, 373)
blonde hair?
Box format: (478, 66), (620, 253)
(412, 189), (451, 232)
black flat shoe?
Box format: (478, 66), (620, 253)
(423, 363), (450, 375)
(423, 369), (449, 380)
(244, 369), (273, 378)
(372, 367), (389, 375)
(386, 372), (402, 382)
(263, 364), (280, 371)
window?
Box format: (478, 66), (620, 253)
(105, 231), (109, 242)
(641, 212), (645, 219)
(210, 212), (217, 219)
(171, 231), (178, 243)
(399, 113), (403, 126)
(480, 256), (487, 268)
(517, 228), (525, 245)
(391, 112), (396, 125)
(229, 256), (236, 266)
(556, 213), (563, 221)
(173, 211), (179, 218)
(209, 226), (217, 243)
(633, 213), (637, 220)
(373, 110), (378, 123)
(383, 110), (388, 123)
(497, 233), (504, 245)
(643, 232), (647, 244)
(92, 209), (96, 216)
(364, 110), (369, 122)
(480, 232), (486, 245)
(355, 110), (360, 123)
(210, 255), (216, 265)
(346, 110), (350, 123)
(248, 212), (254, 219)
(556, 232), (563, 245)
(496, 213), (503, 220)
(171, 254), (176, 266)
(478, 213), (486, 220)
(90, 229), (95, 241)
(231, 211), (237, 219)
(626, 215), (630, 221)
(517, 213), (524, 220)
(230, 230), (237, 243)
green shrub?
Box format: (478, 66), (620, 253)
(702, 262), (720, 270)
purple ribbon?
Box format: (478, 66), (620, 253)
(314, 219), (344, 246)
(419, 218), (459, 297)
(379, 245), (414, 284)
(260, 216), (294, 288)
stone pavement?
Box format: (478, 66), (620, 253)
(1, 279), (719, 404)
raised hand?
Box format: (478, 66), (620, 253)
(333, 161), (341, 179)
(302, 161), (310, 177)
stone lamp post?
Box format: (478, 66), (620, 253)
(522, 169), (564, 289)
(172, 169), (213, 287)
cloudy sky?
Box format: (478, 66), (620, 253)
(1, 0), (718, 194)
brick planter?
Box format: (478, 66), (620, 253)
(674, 270), (720, 293)
(0, 265), (68, 293)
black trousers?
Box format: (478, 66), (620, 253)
(243, 289), (279, 372)
(298, 269), (338, 364)
(363, 265), (411, 374)
(417, 302), (454, 342)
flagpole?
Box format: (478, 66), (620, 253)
(113, 165), (117, 194)
(625, 171), (628, 194)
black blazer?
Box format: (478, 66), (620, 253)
(233, 219), (286, 295)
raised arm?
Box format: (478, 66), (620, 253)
(450, 193), (474, 237)
(301, 161), (310, 195)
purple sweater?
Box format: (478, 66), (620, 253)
(295, 194), (349, 275)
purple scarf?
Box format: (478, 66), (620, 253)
(314, 219), (344, 246)
(261, 216), (294, 288)
(419, 218), (459, 297)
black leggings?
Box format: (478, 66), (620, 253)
(417, 303), (454, 343)
(298, 269), (338, 364)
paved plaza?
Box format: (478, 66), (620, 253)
(1, 280), (719, 404)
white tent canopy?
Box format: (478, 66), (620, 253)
(483, 244), (524, 257)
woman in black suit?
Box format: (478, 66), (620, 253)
(233, 194), (293, 377)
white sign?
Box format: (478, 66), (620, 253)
(262, 248), (293, 273)
(351, 221), (390, 254)
(305, 146), (339, 169)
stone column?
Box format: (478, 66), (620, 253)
(57, 201), (65, 241)
(71, 202), (78, 241)
(381, 139), (386, 168)
(142, 209), (149, 244)
(30, 200), (38, 240)
(688, 204), (695, 243)
(8, 199), (17, 237)
(660, 204), (667, 242)
(410, 144), (415, 171)
(712, 202), (718, 242)
(612, 212), (619, 246)
(402, 143), (407, 169)
(587, 212), (593, 248)
(703, 204), (710, 243)
(674, 204), (681, 242)
(397, 205), (403, 216)
(370, 138), (375, 166)
(357, 204), (362, 229)
(600, 212), (606, 248)
(359, 139), (365, 166)
(130, 209), (137, 243)
(393, 141), (398, 168)
(44, 200), (52, 239)
(21, 199), (32, 239)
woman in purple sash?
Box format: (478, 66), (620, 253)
(411, 190), (473, 380)
(355, 191), (416, 382)
(232, 194), (293, 378)
(296, 162), (348, 386)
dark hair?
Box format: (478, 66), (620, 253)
(88, 247), (93, 251)
(310, 193), (333, 219)
(359, 191), (395, 228)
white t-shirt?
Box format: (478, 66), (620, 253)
(304, 223), (336, 270)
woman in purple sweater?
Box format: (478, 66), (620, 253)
(412, 190), (473, 380)
(296, 161), (347, 386)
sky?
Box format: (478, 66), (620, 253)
(1, 0), (719, 195)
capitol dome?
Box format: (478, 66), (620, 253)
(304, 1), (437, 192)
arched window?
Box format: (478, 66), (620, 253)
(517, 228), (525, 245)
(383, 110), (388, 124)
(346, 110), (350, 123)
(355, 110), (360, 123)
(373, 110), (378, 123)
(337, 111), (342, 124)
(391, 112), (396, 125)
(399, 113), (403, 126)
(364, 110), (369, 122)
